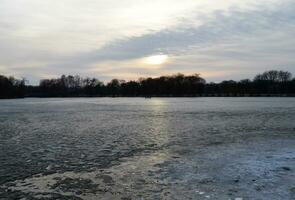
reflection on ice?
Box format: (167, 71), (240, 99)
(1, 98), (295, 199)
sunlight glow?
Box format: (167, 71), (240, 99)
(144, 55), (168, 65)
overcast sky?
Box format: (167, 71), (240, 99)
(1, 0), (295, 84)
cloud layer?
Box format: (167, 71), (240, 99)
(0, 0), (294, 84)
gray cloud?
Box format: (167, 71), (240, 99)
(92, 1), (295, 58)
(1, 0), (295, 82)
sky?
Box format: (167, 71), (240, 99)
(1, 0), (295, 84)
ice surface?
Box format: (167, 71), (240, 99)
(0, 97), (295, 199)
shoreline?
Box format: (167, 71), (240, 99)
(2, 94), (295, 100)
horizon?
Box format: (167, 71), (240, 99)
(1, 0), (295, 84)
(3, 69), (294, 86)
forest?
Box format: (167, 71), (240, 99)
(1, 70), (295, 98)
(0, 75), (26, 99)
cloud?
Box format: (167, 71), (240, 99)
(80, 1), (295, 60)
(0, 0), (294, 83)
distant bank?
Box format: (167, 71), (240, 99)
(1, 70), (295, 99)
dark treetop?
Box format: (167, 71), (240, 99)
(1, 70), (295, 99)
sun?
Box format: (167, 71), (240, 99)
(144, 55), (168, 65)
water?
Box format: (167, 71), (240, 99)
(0, 98), (295, 199)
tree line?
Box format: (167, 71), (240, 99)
(1, 70), (295, 99)
(0, 75), (26, 99)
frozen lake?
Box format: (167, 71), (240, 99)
(1, 98), (295, 199)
